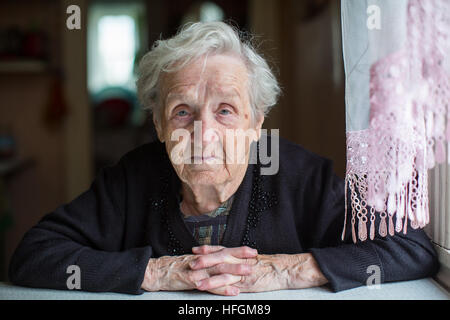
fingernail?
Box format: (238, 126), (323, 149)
(189, 260), (197, 269)
(195, 281), (203, 289)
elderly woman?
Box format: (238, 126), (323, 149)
(9, 22), (438, 296)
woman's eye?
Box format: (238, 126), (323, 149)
(176, 110), (189, 117)
(218, 108), (231, 115)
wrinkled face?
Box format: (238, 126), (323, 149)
(154, 54), (264, 187)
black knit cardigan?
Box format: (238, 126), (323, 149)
(8, 137), (439, 294)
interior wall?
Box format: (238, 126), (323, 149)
(248, 0), (282, 134)
(0, 0), (66, 280)
(0, 0), (92, 280)
(291, 1), (346, 177)
(250, 0), (346, 178)
(62, 0), (93, 203)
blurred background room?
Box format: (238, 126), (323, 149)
(0, 0), (345, 281)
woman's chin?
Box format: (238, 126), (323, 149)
(186, 162), (222, 170)
(183, 166), (227, 184)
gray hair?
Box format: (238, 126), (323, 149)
(136, 21), (281, 122)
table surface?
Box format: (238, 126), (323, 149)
(0, 278), (449, 300)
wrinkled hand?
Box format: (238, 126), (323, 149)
(189, 245), (259, 295)
(190, 245), (328, 294)
(141, 246), (258, 296)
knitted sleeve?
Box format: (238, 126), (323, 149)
(8, 159), (153, 294)
(306, 159), (439, 292)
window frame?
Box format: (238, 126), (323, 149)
(87, 0), (147, 95)
(426, 161), (450, 291)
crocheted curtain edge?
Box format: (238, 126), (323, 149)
(342, 0), (450, 243)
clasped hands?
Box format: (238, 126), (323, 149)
(141, 245), (328, 296)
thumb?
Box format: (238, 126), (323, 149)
(192, 245), (225, 255)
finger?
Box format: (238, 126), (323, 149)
(207, 285), (240, 296)
(196, 273), (242, 291)
(208, 263), (254, 276)
(190, 247), (258, 270)
(187, 269), (211, 284)
(224, 246), (258, 259)
(188, 261), (254, 288)
(192, 245), (224, 255)
(190, 251), (240, 270)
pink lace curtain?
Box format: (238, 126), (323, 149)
(341, 0), (450, 242)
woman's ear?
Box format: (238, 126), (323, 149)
(254, 113), (265, 140)
(153, 113), (165, 143)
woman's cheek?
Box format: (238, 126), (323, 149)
(217, 114), (239, 127)
(168, 142), (185, 166)
(165, 128), (188, 164)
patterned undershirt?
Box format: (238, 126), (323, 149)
(181, 196), (234, 246)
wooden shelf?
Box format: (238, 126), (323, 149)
(0, 157), (35, 178)
(0, 60), (48, 74)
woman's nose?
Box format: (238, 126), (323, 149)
(203, 126), (219, 143)
(193, 112), (219, 144)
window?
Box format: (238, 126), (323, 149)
(87, 1), (146, 95)
(97, 15), (136, 89)
(199, 2), (224, 22)
(181, 1), (225, 25)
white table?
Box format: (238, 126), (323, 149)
(0, 278), (448, 300)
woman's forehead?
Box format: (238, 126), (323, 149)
(161, 54), (249, 95)
(165, 83), (242, 101)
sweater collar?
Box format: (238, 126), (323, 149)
(165, 153), (256, 251)
(152, 140), (278, 255)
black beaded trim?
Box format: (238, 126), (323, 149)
(148, 167), (185, 256)
(149, 142), (279, 254)
(241, 145), (279, 249)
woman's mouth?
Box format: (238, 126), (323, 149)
(190, 155), (221, 164)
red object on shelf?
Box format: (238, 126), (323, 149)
(96, 98), (131, 127)
(22, 30), (47, 60)
(43, 74), (68, 129)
